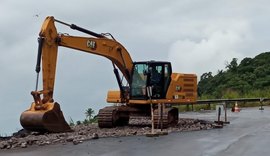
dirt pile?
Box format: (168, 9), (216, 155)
(0, 117), (214, 149)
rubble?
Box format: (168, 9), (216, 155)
(0, 117), (215, 149)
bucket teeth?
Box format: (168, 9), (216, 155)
(20, 102), (71, 133)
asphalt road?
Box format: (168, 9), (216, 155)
(1, 106), (270, 156)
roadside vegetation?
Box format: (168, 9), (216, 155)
(178, 52), (270, 112)
(198, 52), (270, 99)
(69, 108), (97, 126)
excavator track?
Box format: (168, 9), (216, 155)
(98, 106), (130, 128)
(153, 107), (179, 129)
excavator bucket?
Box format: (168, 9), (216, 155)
(20, 102), (71, 133)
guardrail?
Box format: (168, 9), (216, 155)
(179, 98), (270, 112)
(196, 98), (270, 104)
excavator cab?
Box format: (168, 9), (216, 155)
(130, 61), (172, 100)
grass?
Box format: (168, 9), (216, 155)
(177, 104), (214, 112)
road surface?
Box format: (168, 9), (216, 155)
(1, 106), (270, 156)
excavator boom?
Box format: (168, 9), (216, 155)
(58, 35), (133, 82)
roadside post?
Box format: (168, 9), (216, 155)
(259, 98), (264, 111)
(156, 103), (168, 135)
(223, 102), (230, 124)
(158, 103), (163, 131)
(146, 86), (159, 137)
(214, 104), (224, 128)
(146, 86), (154, 134)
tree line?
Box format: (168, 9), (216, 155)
(198, 52), (270, 99)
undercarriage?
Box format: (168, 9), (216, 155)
(97, 104), (179, 129)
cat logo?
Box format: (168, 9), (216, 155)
(87, 40), (96, 49)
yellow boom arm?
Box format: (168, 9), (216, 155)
(40, 16), (133, 102)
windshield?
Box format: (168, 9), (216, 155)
(130, 63), (148, 98)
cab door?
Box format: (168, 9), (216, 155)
(148, 63), (171, 99)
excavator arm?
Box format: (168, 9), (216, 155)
(40, 16), (133, 102)
(20, 16), (134, 132)
(59, 35), (133, 80)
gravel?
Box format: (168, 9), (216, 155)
(0, 117), (215, 149)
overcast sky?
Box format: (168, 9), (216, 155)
(0, 0), (269, 134)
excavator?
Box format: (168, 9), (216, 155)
(20, 16), (197, 132)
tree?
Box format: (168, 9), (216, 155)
(69, 117), (75, 126)
(217, 70), (223, 75)
(200, 72), (213, 81)
(76, 120), (82, 125)
(239, 57), (252, 66)
(198, 52), (270, 98)
(226, 58), (238, 72)
(85, 108), (95, 121)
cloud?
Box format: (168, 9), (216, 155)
(168, 18), (254, 78)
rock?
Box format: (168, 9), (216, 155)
(66, 137), (74, 142)
(20, 142), (27, 148)
(92, 133), (99, 139)
(37, 141), (44, 146)
(45, 141), (51, 145)
(8, 138), (17, 145)
(13, 129), (30, 138)
(52, 139), (61, 144)
(0, 141), (8, 149)
(78, 131), (85, 135)
(6, 144), (11, 149)
(73, 140), (83, 145)
(11, 143), (19, 149)
(57, 133), (67, 138)
(26, 140), (35, 145)
(37, 141), (51, 146)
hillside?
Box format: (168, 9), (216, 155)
(198, 52), (270, 99)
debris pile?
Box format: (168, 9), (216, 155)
(0, 118), (214, 149)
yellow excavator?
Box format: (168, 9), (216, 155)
(20, 16), (197, 132)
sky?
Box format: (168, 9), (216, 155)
(0, 0), (270, 135)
